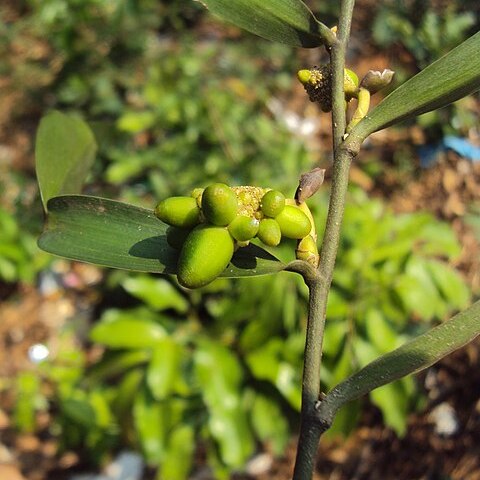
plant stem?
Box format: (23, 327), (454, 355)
(292, 1), (357, 479)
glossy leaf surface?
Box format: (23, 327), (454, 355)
(38, 195), (285, 277)
(352, 32), (480, 137)
(35, 111), (97, 211)
(197, 0), (326, 47)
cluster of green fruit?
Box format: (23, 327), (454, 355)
(155, 183), (318, 289)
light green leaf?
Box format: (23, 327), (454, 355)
(162, 425), (195, 480)
(90, 309), (167, 349)
(122, 275), (188, 313)
(318, 300), (480, 427)
(246, 339), (301, 410)
(365, 309), (398, 353)
(133, 385), (168, 463)
(394, 257), (442, 320)
(147, 339), (183, 400)
(35, 111), (97, 211)
(38, 195), (285, 277)
(352, 32), (480, 137)
(370, 382), (408, 436)
(197, 0), (331, 48)
(194, 341), (254, 467)
(425, 259), (470, 311)
(251, 393), (290, 455)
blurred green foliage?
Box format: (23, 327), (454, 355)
(3, 0), (475, 478)
(372, 1), (479, 137)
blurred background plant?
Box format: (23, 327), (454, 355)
(1, 0), (479, 479)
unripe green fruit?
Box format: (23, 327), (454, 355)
(275, 205), (311, 239)
(177, 225), (234, 289)
(155, 197), (200, 228)
(228, 215), (259, 242)
(261, 190), (286, 217)
(201, 183), (238, 226)
(166, 226), (191, 250)
(257, 218), (282, 247)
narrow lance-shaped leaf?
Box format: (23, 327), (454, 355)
(37, 195), (285, 277)
(351, 31), (480, 138)
(35, 111), (97, 212)
(196, 0), (333, 48)
(318, 300), (480, 425)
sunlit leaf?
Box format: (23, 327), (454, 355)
(162, 425), (195, 480)
(35, 111), (97, 211)
(147, 340), (184, 400)
(197, 0), (329, 48)
(90, 309), (167, 349)
(122, 275), (188, 313)
(194, 341), (254, 467)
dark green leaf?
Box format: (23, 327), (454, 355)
(352, 32), (480, 137)
(38, 195), (285, 277)
(318, 300), (480, 426)
(197, 0), (330, 48)
(35, 111), (97, 211)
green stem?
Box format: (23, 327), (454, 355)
(292, 1), (357, 479)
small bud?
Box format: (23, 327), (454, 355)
(296, 235), (319, 267)
(360, 69), (395, 94)
(295, 168), (326, 203)
(297, 69), (313, 85)
(344, 68), (359, 99)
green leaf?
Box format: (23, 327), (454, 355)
(197, 0), (329, 48)
(318, 300), (480, 426)
(250, 393), (290, 455)
(122, 275), (188, 313)
(133, 385), (167, 463)
(194, 341), (254, 467)
(90, 309), (167, 349)
(35, 111), (97, 211)
(425, 259), (470, 311)
(162, 425), (195, 480)
(352, 32), (480, 137)
(38, 195), (285, 277)
(246, 339), (302, 410)
(147, 339), (183, 400)
(370, 382), (408, 436)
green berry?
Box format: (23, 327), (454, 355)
(201, 183), (238, 226)
(155, 196), (200, 228)
(228, 215), (260, 242)
(257, 218), (281, 247)
(261, 190), (286, 217)
(177, 225), (234, 289)
(275, 205), (311, 239)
